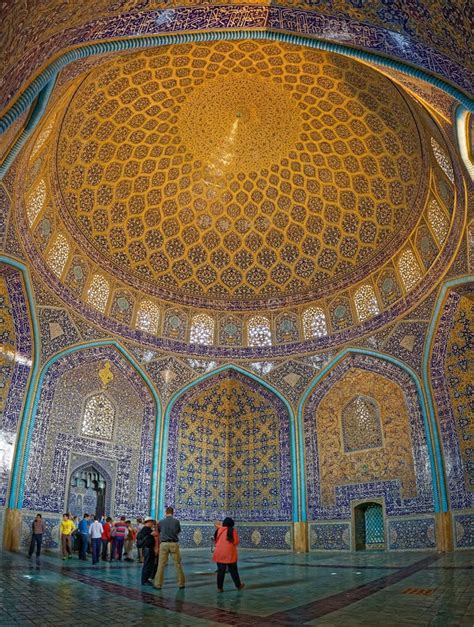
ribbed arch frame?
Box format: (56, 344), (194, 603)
(161, 364), (299, 521)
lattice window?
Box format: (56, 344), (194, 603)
(398, 249), (422, 291)
(428, 199), (449, 244)
(136, 300), (160, 334)
(31, 119), (54, 158)
(247, 316), (272, 347)
(431, 137), (454, 184)
(46, 233), (70, 277)
(354, 284), (380, 321)
(342, 395), (382, 453)
(26, 179), (46, 226)
(303, 307), (327, 339)
(81, 393), (115, 440)
(87, 274), (110, 313)
(190, 313), (214, 345)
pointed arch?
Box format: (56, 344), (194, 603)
(0, 255), (40, 512)
(14, 340), (162, 518)
(423, 275), (474, 512)
(161, 364), (299, 521)
(67, 458), (114, 518)
(297, 347), (444, 521)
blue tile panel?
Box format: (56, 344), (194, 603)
(453, 513), (474, 549)
(388, 517), (436, 550)
(310, 522), (351, 551)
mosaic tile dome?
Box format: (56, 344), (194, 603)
(53, 40), (425, 309)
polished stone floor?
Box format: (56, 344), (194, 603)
(0, 548), (473, 625)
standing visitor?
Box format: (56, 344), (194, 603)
(213, 518), (244, 592)
(60, 513), (75, 560)
(89, 516), (103, 565)
(137, 518), (156, 586)
(78, 513), (90, 560)
(136, 518), (144, 563)
(28, 514), (45, 563)
(124, 520), (136, 561)
(112, 516), (128, 561)
(153, 507), (185, 590)
(101, 516), (112, 561)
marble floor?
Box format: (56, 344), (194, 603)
(0, 548), (473, 626)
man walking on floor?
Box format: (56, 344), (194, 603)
(60, 513), (75, 560)
(138, 517), (157, 586)
(153, 507), (185, 590)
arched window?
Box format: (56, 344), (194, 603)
(303, 306), (327, 339)
(342, 395), (382, 453)
(428, 199), (449, 244)
(430, 137), (454, 184)
(136, 300), (160, 334)
(190, 313), (214, 345)
(26, 179), (46, 226)
(247, 315), (272, 347)
(398, 249), (422, 291)
(87, 274), (110, 313)
(46, 233), (70, 277)
(81, 394), (115, 441)
(31, 119), (54, 159)
(354, 284), (380, 321)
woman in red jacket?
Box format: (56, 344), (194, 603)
(212, 517), (245, 592)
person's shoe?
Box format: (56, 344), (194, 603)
(237, 583), (245, 590)
(62, 557), (66, 561)
(153, 585), (161, 590)
(178, 585), (185, 589)
(217, 588), (224, 593)
(142, 582), (153, 586)
(68, 555), (72, 559)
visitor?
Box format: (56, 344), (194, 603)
(78, 513), (90, 560)
(101, 516), (112, 561)
(136, 518), (144, 563)
(89, 516), (103, 565)
(124, 520), (136, 561)
(71, 516), (79, 552)
(137, 517), (157, 586)
(60, 513), (75, 560)
(153, 506), (185, 590)
(213, 517), (244, 593)
(112, 515), (128, 561)
(151, 520), (161, 579)
(28, 513), (45, 563)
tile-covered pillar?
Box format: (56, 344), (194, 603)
(3, 508), (21, 551)
(293, 522), (308, 553)
(435, 512), (453, 552)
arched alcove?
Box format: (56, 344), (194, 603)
(22, 344), (157, 519)
(164, 368), (293, 524)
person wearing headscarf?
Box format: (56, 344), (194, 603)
(212, 517), (245, 592)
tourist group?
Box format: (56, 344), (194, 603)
(28, 508), (245, 592)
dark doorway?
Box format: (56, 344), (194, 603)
(354, 502), (385, 550)
(68, 466), (107, 519)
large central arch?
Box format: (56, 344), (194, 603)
(161, 364), (298, 523)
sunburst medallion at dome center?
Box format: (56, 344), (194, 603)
(179, 74), (302, 174)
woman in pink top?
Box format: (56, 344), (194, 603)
(212, 517), (245, 592)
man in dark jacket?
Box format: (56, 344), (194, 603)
(139, 518), (156, 586)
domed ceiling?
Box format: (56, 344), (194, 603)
(51, 40), (425, 309)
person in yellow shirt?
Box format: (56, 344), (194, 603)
(60, 513), (75, 560)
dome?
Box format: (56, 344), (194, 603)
(18, 39), (456, 352)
